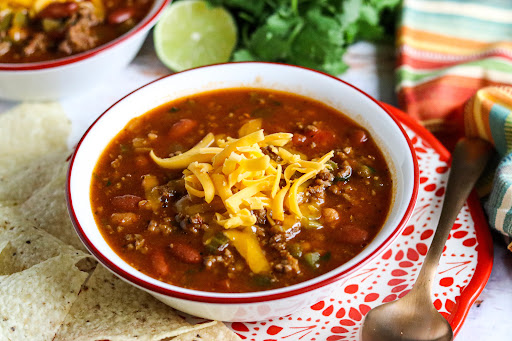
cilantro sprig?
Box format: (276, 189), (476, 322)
(205, 0), (400, 75)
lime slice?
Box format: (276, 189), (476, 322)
(154, 0), (237, 72)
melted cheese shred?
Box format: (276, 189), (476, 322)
(151, 128), (334, 230)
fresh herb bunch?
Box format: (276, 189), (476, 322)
(205, 0), (401, 75)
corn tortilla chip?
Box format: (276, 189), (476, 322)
(54, 265), (214, 341)
(0, 254), (90, 341)
(169, 323), (241, 341)
(0, 103), (239, 341)
(0, 206), (21, 230)
(0, 103), (70, 177)
(11, 160), (85, 251)
(0, 151), (70, 206)
(0, 225), (87, 275)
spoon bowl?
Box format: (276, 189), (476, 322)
(360, 138), (493, 341)
(361, 290), (453, 341)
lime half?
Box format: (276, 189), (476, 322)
(154, 0), (237, 72)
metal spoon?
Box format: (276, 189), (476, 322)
(360, 138), (493, 341)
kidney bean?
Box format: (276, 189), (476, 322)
(350, 129), (368, 145)
(39, 2), (78, 19)
(168, 119), (199, 140)
(111, 194), (143, 211)
(335, 226), (370, 245)
(107, 7), (135, 25)
(152, 250), (170, 277)
(169, 242), (202, 264)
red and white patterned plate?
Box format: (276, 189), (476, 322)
(224, 104), (494, 340)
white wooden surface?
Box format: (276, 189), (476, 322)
(1, 39), (511, 340)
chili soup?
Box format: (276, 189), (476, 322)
(0, 0), (154, 63)
(90, 88), (393, 293)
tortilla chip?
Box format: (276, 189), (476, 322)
(0, 225), (86, 275)
(0, 206), (21, 230)
(0, 254), (90, 341)
(54, 265), (213, 341)
(170, 323), (241, 341)
(11, 160), (85, 251)
(0, 103), (240, 341)
(0, 103), (70, 177)
(0, 151), (70, 206)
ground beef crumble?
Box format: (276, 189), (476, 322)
(0, 41), (10, 56)
(253, 209), (267, 225)
(155, 179), (186, 208)
(307, 168), (335, 199)
(261, 146), (282, 162)
(59, 4), (101, 54)
(268, 232), (301, 274)
(23, 33), (48, 57)
(274, 253), (300, 274)
(175, 213), (209, 234)
(147, 218), (175, 235)
(204, 248), (235, 270)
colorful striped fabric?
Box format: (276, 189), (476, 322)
(397, 0), (512, 139)
(397, 0), (512, 242)
(464, 86), (512, 242)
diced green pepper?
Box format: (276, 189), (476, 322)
(356, 164), (375, 178)
(0, 11), (13, 32)
(334, 174), (351, 182)
(287, 243), (303, 259)
(205, 231), (229, 254)
(252, 274), (272, 287)
(42, 19), (62, 32)
(304, 252), (321, 269)
(12, 11), (27, 27)
(301, 217), (323, 229)
(326, 160), (338, 170)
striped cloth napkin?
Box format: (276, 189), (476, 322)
(465, 86), (512, 246)
(396, 0), (512, 244)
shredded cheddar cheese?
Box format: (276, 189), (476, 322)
(224, 227), (271, 274)
(149, 124), (334, 275)
(150, 128), (334, 229)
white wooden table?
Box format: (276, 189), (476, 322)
(1, 38), (510, 340)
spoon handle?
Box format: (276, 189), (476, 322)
(413, 138), (493, 293)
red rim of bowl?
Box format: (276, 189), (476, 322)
(0, 0), (170, 71)
(67, 62), (420, 304)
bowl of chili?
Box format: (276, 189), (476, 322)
(0, 0), (169, 101)
(67, 62), (419, 322)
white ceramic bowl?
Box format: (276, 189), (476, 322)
(0, 0), (169, 101)
(67, 62), (419, 322)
